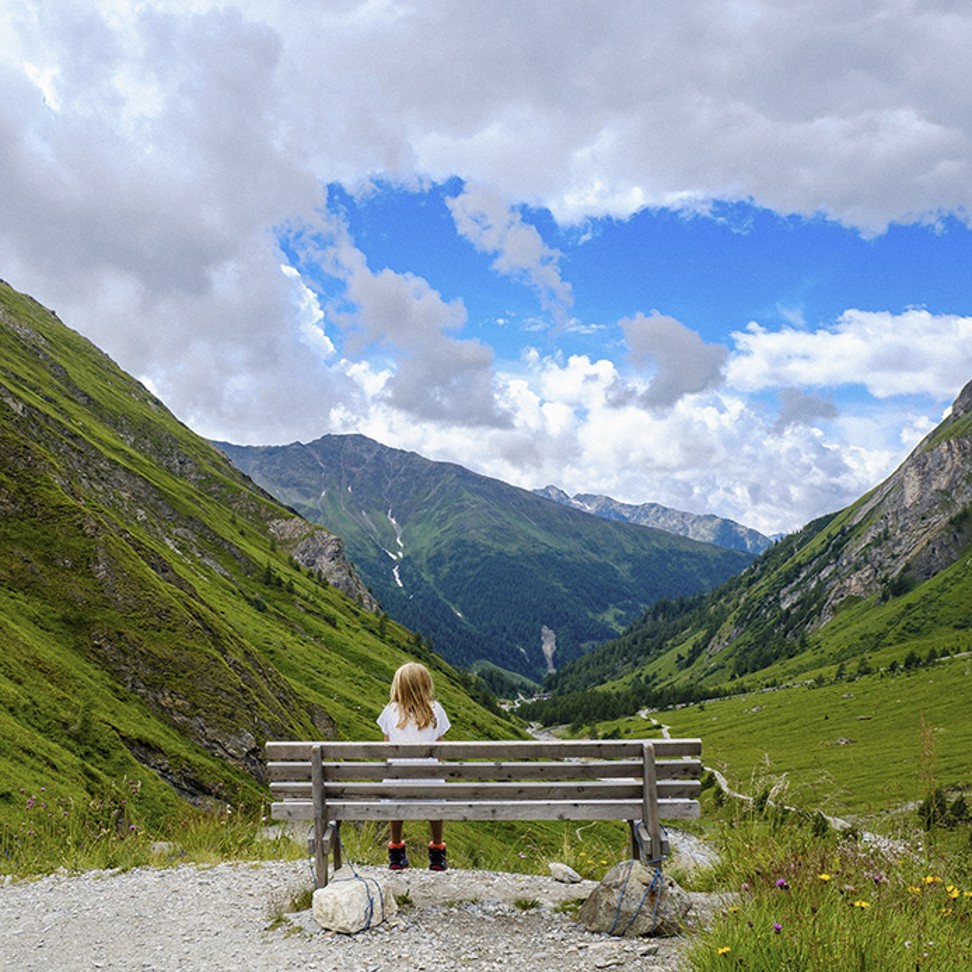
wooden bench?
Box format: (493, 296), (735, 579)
(266, 738), (703, 886)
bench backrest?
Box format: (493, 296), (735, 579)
(266, 738), (702, 823)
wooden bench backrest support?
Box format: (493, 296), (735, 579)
(266, 739), (702, 887)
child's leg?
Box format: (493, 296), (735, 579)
(387, 820), (409, 870)
(427, 820), (447, 871)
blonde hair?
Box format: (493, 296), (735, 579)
(390, 663), (436, 731)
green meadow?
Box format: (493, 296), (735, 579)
(603, 652), (972, 823)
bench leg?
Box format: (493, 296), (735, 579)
(332, 820), (342, 872)
(310, 820), (339, 888)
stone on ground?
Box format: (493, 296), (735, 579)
(548, 862), (583, 883)
(579, 860), (691, 937)
(312, 868), (398, 933)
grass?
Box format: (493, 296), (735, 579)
(684, 786), (972, 971)
(318, 817), (632, 882)
(0, 780), (302, 877)
(604, 653), (972, 824)
(0, 773), (630, 884)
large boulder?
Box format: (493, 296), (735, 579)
(312, 869), (398, 934)
(580, 860), (691, 937)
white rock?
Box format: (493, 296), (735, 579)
(548, 862), (583, 884)
(312, 868), (398, 934)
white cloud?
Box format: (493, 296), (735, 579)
(292, 207), (513, 428)
(3, 0), (971, 536)
(447, 185), (573, 324)
(613, 313), (729, 409)
(728, 309), (972, 398)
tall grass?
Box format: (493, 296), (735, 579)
(0, 778), (302, 878)
(324, 817), (629, 881)
(686, 780), (972, 971)
(1, 776), (628, 882)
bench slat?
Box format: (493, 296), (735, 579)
(266, 757), (702, 783)
(270, 779), (701, 801)
(270, 798), (702, 822)
(265, 739), (702, 761)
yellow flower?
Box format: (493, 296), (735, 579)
(717, 946), (731, 955)
(924, 875), (942, 885)
(941, 907), (953, 916)
(908, 886), (923, 895)
(853, 900), (871, 909)
(965, 891), (972, 899)
(818, 873), (831, 882)
(947, 886), (960, 899)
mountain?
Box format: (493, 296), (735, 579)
(530, 378), (972, 717)
(0, 280), (513, 824)
(215, 435), (754, 680)
(533, 486), (773, 554)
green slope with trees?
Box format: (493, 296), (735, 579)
(522, 379), (972, 733)
(217, 435), (753, 679)
(0, 279), (514, 830)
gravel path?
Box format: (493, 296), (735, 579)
(0, 859), (705, 971)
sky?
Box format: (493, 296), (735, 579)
(3, 1), (972, 536)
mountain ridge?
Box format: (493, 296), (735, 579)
(216, 434), (754, 680)
(530, 377), (972, 714)
(533, 485), (773, 554)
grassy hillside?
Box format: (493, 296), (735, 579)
(595, 653), (971, 820)
(525, 382), (972, 719)
(0, 279), (515, 830)
(218, 435), (753, 679)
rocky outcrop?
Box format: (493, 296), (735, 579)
(775, 378), (972, 627)
(270, 518), (379, 613)
(580, 860), (692, 937)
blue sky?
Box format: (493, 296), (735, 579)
(4, 1), (972, 534)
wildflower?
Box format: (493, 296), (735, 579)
(818, 873), (831, 882)
(965, 892), (972, 899)
(773, 923), (783, 933)
(908, 886), (923, 895)
(946, 886), (960, 900)
(776, 879), (789, 890)
(717, 946), (731, 955)
(924, 875), (942, 885)
(853, 900), (870, 909)
(941, 908), (953, 916)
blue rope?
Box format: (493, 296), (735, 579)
(608, 858), (665, 936)
(317, 825), (385, 933)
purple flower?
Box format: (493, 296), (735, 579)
(776, 879), (789, 890)
(773, 923), (783, 933)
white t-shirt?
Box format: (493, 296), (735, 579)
(377, 701), (451, 743)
